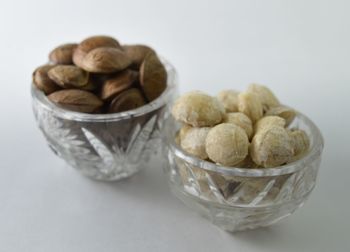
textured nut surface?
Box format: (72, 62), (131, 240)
(179, 125), (211, 159)
(247, 83), (280, 111)
(224, 112), (253, 139)
(81, 47), (132, 73)
(288, 129), (310, 156)
(32, 65), (60, 95)
(265, 106), (296, 126)
(250, 126), (294, 168)
(172, 91), (225, 127)
(123, 44), (154, 68)
(100, 70), (138, 100)
(254, 116), (286, 134)
(49, 43), (77, 65)
(140, 53), (167, 101)
(48, 89), (103, 113)
(73, 35), (121, 67)
(217, 89), (239, 112)
(108, 88), (146, 113)
(48, 65), (89, 88)
(238, 91), (263, 123)
(205, 123), (249, 166)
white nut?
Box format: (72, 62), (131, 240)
(238, 91), (264, 123)
(205, 123), (249, 166)
(223, 112), (253, 139)
(247, 83), (280, 111)
(265, 106), (296, 126)
(180, 125), (211, 159)
(254, 116), (286, 134)
(217, 89), (239, 112)
(172, 91), (225, 127)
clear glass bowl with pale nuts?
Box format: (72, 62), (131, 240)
(164, 85), (324, 232)
(31, 35), (178, 181)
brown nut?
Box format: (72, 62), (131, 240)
(179, 125), (211, 160)
(247, 83), (280, 111)
(48, 65), (89, 88)
(108, 88), (146, 113)
(217, 89), (239, 112)
(205, 123), (249, 166)
(80, 47), (132, 73)
(100, 70), (138, 100)
(122, 44), (155, 68)
(254, 116), (286, 134)
(172, 91), (225, 127)
(223, 112), (253, 139)
(73, 35), (121, 67)
(32, 64), (61, 95)
(265, 106), (296, 126)
(49, 43), (77, 65)
(238, 91), (263, 123)
(250, 126), (294, 168)
(139, 53), (167, 101)
(48, 89), (103, 113)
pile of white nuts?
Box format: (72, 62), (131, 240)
(172, 84), (310, 168)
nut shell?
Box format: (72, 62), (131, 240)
(172, 91), (225, 127)
(81, 47), (132, 73)
(32, 64), (61, 95)
(123, 44), (155, 68)
(48, 89), (103, 113)
(108, 88), (146, 113)
(48, 65), (89, 88)
(140, 53), (167, 101)
(205, 123), (249, 166)
(49, 43), (77, 65)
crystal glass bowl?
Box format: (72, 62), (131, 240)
(164, 112), (324, 232)
(32, 60), (178, 181)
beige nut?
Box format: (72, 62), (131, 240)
(250, 126), (294, 168)
(179, 125), (211, 160)
(223, 112), (253, 139)
(205, 123), (249, 166)
(265, 106), (296, 126)
(247, 83), (280, 111)
(217, 89), (239, 112)
(238, 91), (263, 123)
(48, 65), (89, 88)
(254, 116), (286, 134)
(172, 91), (225, 127)
(288, 129), (310, 157)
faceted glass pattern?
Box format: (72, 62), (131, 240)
(164, 113), (324, 232)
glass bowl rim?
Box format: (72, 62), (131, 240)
(31, 58), (177, 122)
(167, 111), (324, 177)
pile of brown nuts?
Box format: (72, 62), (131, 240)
(33, 35), (167, 113)
(172, 84), (310, 168)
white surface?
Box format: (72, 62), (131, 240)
(0, 0), (349, 251)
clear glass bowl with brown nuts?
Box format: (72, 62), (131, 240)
(31, 35), (178, 181)
(164, 85), (324, 232)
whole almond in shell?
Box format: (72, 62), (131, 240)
(140, 53), (167, 101)
(123, 44), (155, 68)
(33, 64), (61, 95)
(73, 35), (121, 67)
(48, 89), (103, 113)
(81, 47), (132, 73)
(100, 70), (138, 100)
(108, 88), (146, 113)
(49, 43), (77, 65)
(48, 65), (89, 88)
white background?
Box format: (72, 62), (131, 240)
(0, 0), (349, 251)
